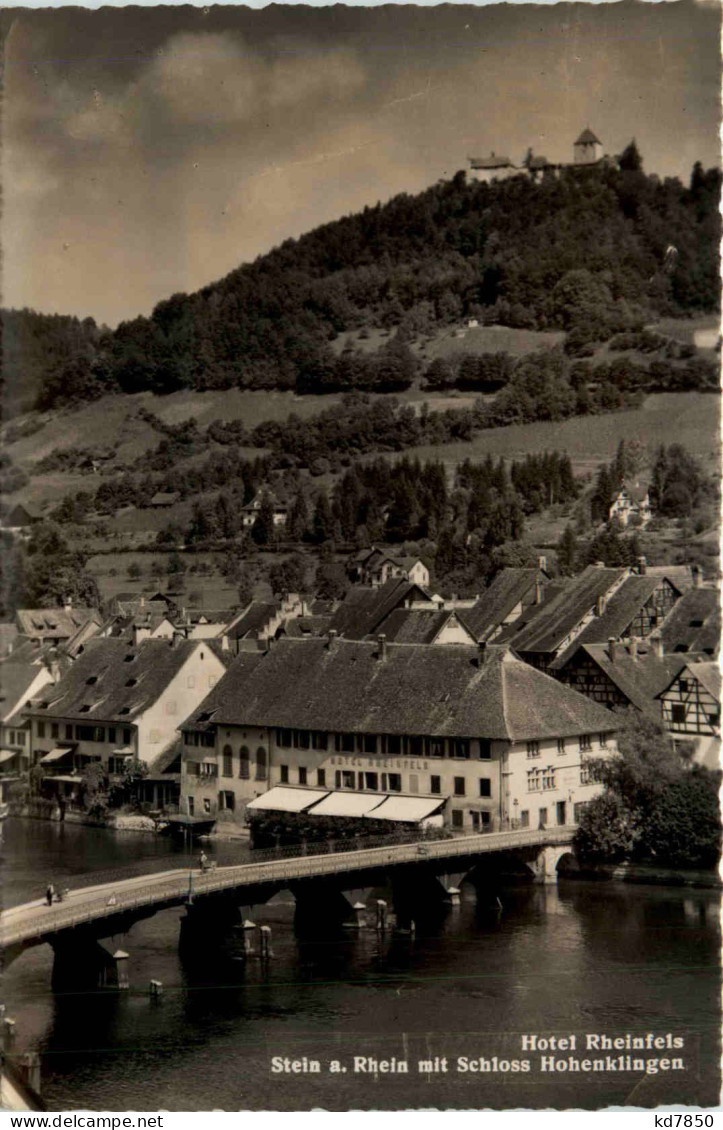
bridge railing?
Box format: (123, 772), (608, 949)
(0, 827), (574, 948)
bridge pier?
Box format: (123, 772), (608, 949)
(530, 845), (571, 885)
(292, 882), (373, 932)
(51, 932), (130, 993)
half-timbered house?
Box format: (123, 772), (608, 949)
(658, 661), (721, 769)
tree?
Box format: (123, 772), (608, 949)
(618, 139), (643, 173)
(127, 562), (143, 581)
(556, 525), (578, 576)
(268, 554), (307, 597)
(251, 496), (276, 547)
(575, 711), (721, 869)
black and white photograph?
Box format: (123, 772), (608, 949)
(0, 0), (720, 1114)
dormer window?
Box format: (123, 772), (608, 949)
(118, 706), (131, 715)
(79, 704), (91, 713)
(124, 654), (135, 663)
(126, 678), (137, 687)
(86, 676), (98, 686)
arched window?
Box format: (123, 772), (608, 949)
(222, 745), (233, 778)
(256, 746), (267, 781)
(239, 746), (250, 780)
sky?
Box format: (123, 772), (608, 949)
(2, 1), (721, 327)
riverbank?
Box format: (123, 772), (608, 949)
(8, 802), (157, 835)
(581, 860), (721, 889)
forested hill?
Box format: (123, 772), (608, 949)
(4, 152), (721, 411)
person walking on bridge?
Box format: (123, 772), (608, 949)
(199, 850), (208, 872)
(45, 882), (55, 906)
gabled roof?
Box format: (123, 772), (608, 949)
(550, 575), (678, 670)
(569, 643), (691, 718)
(374, 608), (475, 646)
(463, 568), (548, 641)
(327, 578), (432, 640)
(182, 609), (232, 626)
(26, 637), (213, 722)
(646, 565), (697, 593)
(616, 480), (650, 505)
(182, 638), (620, 742)
(575, 128), (602, 145)
(225, 601), (279, 641)
(282, 616), (332, 638)
(497, 566), (629, 656)
(670, 661), (722, 704)
(528, 155), (553, 170)
(16, 608), (100, 640)
(0, 661), (53, 724)
(660, 588), (720, 656)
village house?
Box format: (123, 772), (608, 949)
(349, 547), (430, 589)
(658, 661), (721, 770)
(659, 585), (720, 656)
(25, 635), (230, 808)
(608, 480), (652, 528)
(241, 487), (288, 529)
(223, 594), (304, 652)
(327, 578), (433, 640)
(372, 608), (477, 647)
(463, 564), (551, 643)
(148, 491), (180, 509)
(497, 565), (681, 672)
(15, 605), (101, 649)
(179, 636), (620, 833)
(1, 502), (44, 533)
(0, 659), (59, 778)
(553, 635), (691, 719)
(467, 153), (518, 184)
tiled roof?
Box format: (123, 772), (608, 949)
(619, 479), (650, 505)
(685, 661), (721, 703)
(645, 565), (697, 593)
(16, 608), (100, 640)
(497, 566), (628, 656)
(327, 579), (431, 640)
(182, 638), (620, 742)
(0, 661), (51, 723)
(660, 588), (720, 656)
(463, 569), (548, 641)
(26, 637), (216, 722)
(283, 616), (332, 638)
(375, 608), (473, 646)
(550, 576), (676, 669)
(571, 643), (692, 718)
(225, 602), (279, 641)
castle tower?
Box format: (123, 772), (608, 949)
(573, 128), (603, 166)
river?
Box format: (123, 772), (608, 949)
(2, 819), (720, 1111)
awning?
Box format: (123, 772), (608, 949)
(43, 774), (81, 784)
(308, 792), (385, 818)
(40, 747), (75, 765)
(246, 787), (329, 814)
(364, 795), (446, 823)
(0, 751), (19, 765)
(112, 746), (135, 756)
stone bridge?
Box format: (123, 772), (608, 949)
(1, 827), (577, 990)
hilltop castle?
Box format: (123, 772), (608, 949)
(469, 128), (616, 184)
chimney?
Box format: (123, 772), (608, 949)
(49, 659), (60, 683)
(64, 598), (73, 613)
(534, 578), (543, 605)
(692, 564), (703, 588)
(650, 634), (664, 659)
(327, 629), (338, 649)
(608, 637), (617, 664)
(476, 640), (487, 667)
(172, 630), (184, 648)
(140, 596), (145, 609)
(221, 634), (230, 652)
(595, 595), (607, 616)
(537, 555), (547, 573)
(377, 633), (387, 660)
(637, 555), (647, 576)
(628, 638), (638, 662)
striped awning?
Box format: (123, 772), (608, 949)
(364, 795), (446, 823)
(246, 787), (329, 814)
